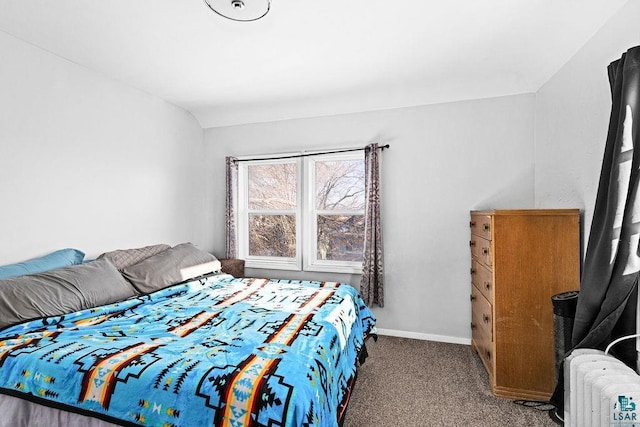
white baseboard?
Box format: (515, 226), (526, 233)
(375, 328), (471, 345)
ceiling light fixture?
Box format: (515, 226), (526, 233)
(203, 0), (271, 22)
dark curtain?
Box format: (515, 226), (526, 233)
(360, 143), (385, 307)
(552, 46), (640, 408)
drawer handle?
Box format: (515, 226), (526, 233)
(470, 221), (476, 228)
(482, 248), (489, 255)
(484, 282), (491, 291)
(470, 294), (476, 301)
(483, 223), (490, 232)
(485, 349), (491, 359)
(470, 322), (476, 330)
(469, 240), (476, 247)
(483, 314), (490, 323)
(470, 268), (476, 275)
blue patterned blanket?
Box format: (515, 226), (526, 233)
(0, 275), (376, 426)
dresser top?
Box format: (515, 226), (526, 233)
(471, 209), (580, 216)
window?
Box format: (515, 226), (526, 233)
(237, 151), (365, 273)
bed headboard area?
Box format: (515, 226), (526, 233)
(0, 243), (221, 330)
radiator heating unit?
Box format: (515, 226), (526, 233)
(564, 348), (640, 426)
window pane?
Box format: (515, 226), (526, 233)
(249, 214), (296, 257)
(248, 163), (297, 210)
(315, 160), (365, 210)
(317, 214), (364, 261)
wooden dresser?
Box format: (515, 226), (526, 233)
(469, 209), (580, 400)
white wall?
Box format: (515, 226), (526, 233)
(535, 0), (640, 246)
(0, 32), (205, 263)
(203, 94), (535, 342)
(4, 0), (635, 343)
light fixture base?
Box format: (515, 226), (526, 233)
(203, 0), (270, 22)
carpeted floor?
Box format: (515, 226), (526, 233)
(343, 335), (558, 427)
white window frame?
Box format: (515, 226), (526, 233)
(237, 150), (364, 274)
(303, 151), (365, 274)
(237, 156), (303, 271)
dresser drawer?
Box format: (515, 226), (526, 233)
(470, 214), (492, 240)
(470, 235), (493, 268)
(474, 334), (493, 373)
(471, 286), (493, 372)
(471, 259), (493, 302)
(471, 286), (493, 342)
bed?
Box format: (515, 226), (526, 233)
(0, 244), (376, 427)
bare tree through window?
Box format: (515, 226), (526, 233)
(243, 155), (365, 267)
(247, 163), (297, 258)
(315, 160), (365, 261)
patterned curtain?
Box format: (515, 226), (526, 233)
(360, 143), (384, 307)
(225, 157), (239, 259)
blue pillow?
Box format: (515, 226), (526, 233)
(0, 248), (85, 279)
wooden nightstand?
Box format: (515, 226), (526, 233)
(219, 258), (245, 278)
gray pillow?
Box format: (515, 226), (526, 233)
(121, 243), (218, 294)
(0, 258), (137, 329)
(97, 244), (171, 270)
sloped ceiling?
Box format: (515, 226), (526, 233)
(0, 0), (630, 127)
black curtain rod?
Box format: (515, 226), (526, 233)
(234, 144), (390, 163)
